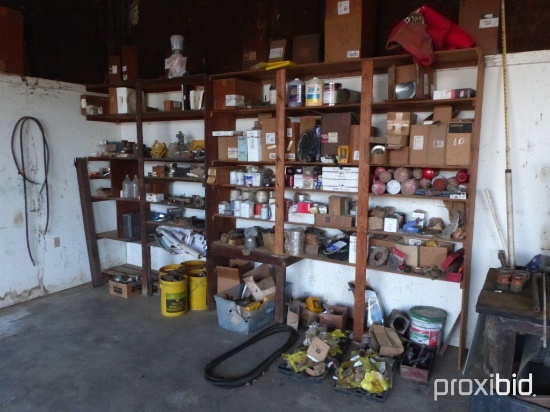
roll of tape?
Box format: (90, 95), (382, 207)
(368, 246), (389, 266)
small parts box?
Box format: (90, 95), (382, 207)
(400, 342), (435, 384)
(109, 280), (142, 298)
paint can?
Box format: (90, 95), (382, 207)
(409, 306), (447, 348)
(323, 82), (342, 106)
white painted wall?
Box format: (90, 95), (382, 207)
(0, 73), (117, 307)
(287, 51), (550, 348)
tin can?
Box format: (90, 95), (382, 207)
(287, 78), (305, 107)
(323, 82), (342, 106)
(305, 77), (324, 107)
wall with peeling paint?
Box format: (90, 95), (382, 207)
(285, 51), (550, 348)
(0, 73), (116, 307)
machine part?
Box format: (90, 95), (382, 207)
(204, 324), (299, 388)
(368, 246), (389, 267)
(496, 268), (512, 291)
(484, 189), (508, 259)
(510, 270), (530, 293)
(532, 272), (541, 313)
(11, 117), (50, 266)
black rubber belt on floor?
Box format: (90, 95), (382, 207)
(204, 324), (299, 388)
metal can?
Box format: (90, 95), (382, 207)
(323, 82), (342, 106)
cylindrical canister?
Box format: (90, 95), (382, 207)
(305, 77), (324, 107)
(323, 82), (342, 106)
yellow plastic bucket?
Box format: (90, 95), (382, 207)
(159, 264), (187, 317)
(187, 268), (207, 311)
(182, 260), (206, 271)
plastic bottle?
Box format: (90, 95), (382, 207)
(305, 77), (324, 107)
(122, 175), (131, 198)
(131, 175), (139, 199)
(287, 78), (304, 107)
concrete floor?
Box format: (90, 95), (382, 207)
(0, 283), (482, 411)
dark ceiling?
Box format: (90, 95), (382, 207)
(0, 0), (547, 85)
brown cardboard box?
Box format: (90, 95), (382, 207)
(243, 264), (276, 301)
(388, 64), (435, 100)
(163, 100), (182, 112)
(419, 242), (454, 268)
(427, 124), (447, 166)
(217, 136), (238, 160)
(433, 105), (453, 123)
(370, 324), (405, 357)
(386, 112), (416, 136)
(299, 116), (321, 135)
(394, 241), (419, 267)
(213, 78), (263, 110)
(292, 34), (321, 64)
(325, 0), (376, 62)
(285, 122), (300, 160)
(371, 151), (388, 165)
(319, 305), (348, 330)
(80, 94), (110, 116)
(262, 117), (278, 162)
(320, 112), (358, 157)
(0, 6), (24, 75)
(108, 88), (118, 115)
(121, 45), (138, 82)
(242, 34), (268, 70)
(109, 280), (142, 298)
(388, 147), (409, 166)
(369, 234), (401, 250)
(268, 39), (289, 62)
(409, 125), (430, 164)
(446, 122), (473, 166)
(216, 260), (253, 293)
(459, 0), (500, 56)
(315, 214), (354, 229)
(329, 195), (350, 215)
(386, 134), (409, 149)
(108, 55), (121, 83)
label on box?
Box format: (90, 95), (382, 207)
(337, 0), (350, 15)
(353, 150), (360, 161)
(246, 129), (262, 138)
(347, 50), (360, 58)
(413, 135), (425, 150)
(328, 132), (338, 143)
(109, 65), (118, 74)
(269, 47), (284, 59)
(228, 148), (238, 159)
(480, 16), (499, 29)
(432, 139), (444, 148)
(266, 132), (276, 145)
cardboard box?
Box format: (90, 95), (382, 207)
(325, 0), (376, 62)
(386, 112), (416, 136)
(419, 242), (454, 268)
(370, 151), (388, 165)
(400, 342), (435, 383)
(121, 45), (138, 82)
(217, 136), (238, 160)
(242, 34), (268, 70)
(322, 178), (358, 189)
(427, 124), (447, 166)
(80, 94), (110, 116)
(287, 300), (301, 330)
(109, 280), (142, 298)
(262, 117), (287, 162)
(292, 33), (321, 64)
(242, 264), (276, 301)
(0, 6), (24, 75)
(216, 260), (253, 293)
(213, 78), (263, 110)
(320, 112), (358, 157)
(163, 100), (182, 112)
(319, 305), (348, 330)
(394, 241), (419, 267)
(446, 122), (473, 166)
(299, 116), (320, 135)
(433, 106), (453, 123)
(247, 136), (262, 162)
(386, 134), (409, 149)
(108, 55), (121, 83)
(315, 214), (354, 229)
(299, 306), (320, 326)
(214, 283), (275, 335)
(459, 0), (500, 56)
(388, 147), (409, 166)
(388, 64), (434, 100)
(322, 166), (359, 180)
(225, 94), (244, 107)
(329, 195), (350, 215)
(369, 234), (400, 250)
(285, 122), (300, 160)
(370, 324), (405, 357)
(288, 212), (316, 225)
(268, 39), (288, 62)
(433, 88), (476, 100)
(308, 337), (331, 362)
(409, 124), (429, 165)
(349, 124), (361, 163)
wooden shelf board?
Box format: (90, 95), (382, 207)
(368, 229), (465, 244)
(284, 221), (357, 232)
(285, 161), (357, 167)
(286, 60), (364, 78)
(102, 264), (143, 279)
(147, 201), (205, 211)
(301, 253), (356, 267)
(368, 193), (467, 202)
(211, 107), (275, 118)
(96, 230), (140, 243)
(285, 103), (361, 116)
(284, 187), (358, 195)
(371, 98), (475, 113)
(367, 264), (460, 283)
(370, 163), (471, 170)
(145, 158), (204, 163)
(146, 220), (206, 232)
(86, 110), (204, 123)
(209, 241), (302, 266)
(213, 160), (276, 166)
(144, 176), (204, 183)
(217, 184), (276, 190)
(91, 196), (114, 202)
(214, 214), (274, 223)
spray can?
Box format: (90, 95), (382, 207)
(305, 77), (324, 107)
(349, 234), (357, 264)
(287, 78), (304, 107)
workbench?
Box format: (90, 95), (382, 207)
(476, 268), (549, 379)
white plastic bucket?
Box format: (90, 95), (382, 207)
(409, 306), (447, 348)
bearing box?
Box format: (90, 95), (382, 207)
(446, 122), (473, 166)
(213, 78), (263, 110)
(109, 280), (142, 298)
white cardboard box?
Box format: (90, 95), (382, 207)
(247, 136), (262, 162)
